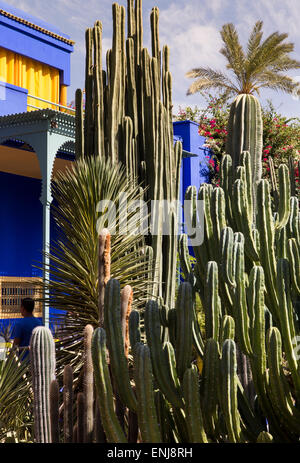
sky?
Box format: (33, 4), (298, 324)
(5, 0), (300, 118)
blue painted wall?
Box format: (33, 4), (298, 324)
(174, 120), (211, 196)
(0, 171), (43, 277)
(0, 1), (73, 86)
(0, 171), (60, 327)
(173, 120), (211, 234)
(0, 81), (28, 116)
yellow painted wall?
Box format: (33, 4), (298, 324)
(0, 47), (66, 110)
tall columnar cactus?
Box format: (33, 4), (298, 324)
(83, 325), (94, 443)
(32, 326), (101, 443)
(133, 343), (162, 443)
(98, 229), (111, 327)
(225, 94), (263, 204)
(40, 153), (299, 443)
(63, 365), (74, 443)
(76, 0), (183, 312)
(104, 279), (138, 412)
(90, 273), (259, 443)
(38, 180), (298, 443)
(91, 328), (127, 443)
(30, 326), (56, 443)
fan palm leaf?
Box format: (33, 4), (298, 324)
(40, 156), (150, 377)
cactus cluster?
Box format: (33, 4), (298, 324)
(32, 190), (299, 442)
(75, 0), (182, 312)
(179, 150), (300, 441)
(90, 148), (299, 441)
(32, 325), (106, 443)
(28, 0), (300, 444)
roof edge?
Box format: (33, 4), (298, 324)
(0, 8), (75, 46)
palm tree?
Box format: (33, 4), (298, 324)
(186, 21), (300, 99)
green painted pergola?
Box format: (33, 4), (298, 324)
(0, 109), (75, 327)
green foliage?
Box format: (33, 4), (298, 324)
(173, 105), (202, 122)
(261, 101), (300, 186)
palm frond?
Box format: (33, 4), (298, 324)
(186, 68), (238, 96)
(246, 21), (263, 62)
(245, 32), (292, 77)
(186, 78), (237, 97)
(39, 156), (150, 378)
(256, 72), (300, 95)
(220, 23), (246, 81)
(269, 56), (300, 72)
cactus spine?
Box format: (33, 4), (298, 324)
(104, 279), (137, 411)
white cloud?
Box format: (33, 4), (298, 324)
(158, 2), (224, 109)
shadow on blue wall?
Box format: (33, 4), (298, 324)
(0, 171), (43, 277)
(0, 171), (63, 328)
